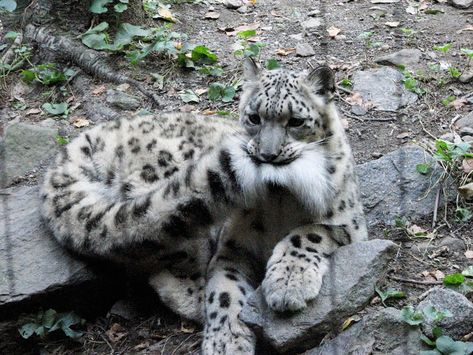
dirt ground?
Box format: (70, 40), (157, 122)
(1, 0), (472, 353)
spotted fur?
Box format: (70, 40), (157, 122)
(41, 59), (367, 354)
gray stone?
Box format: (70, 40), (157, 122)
(460, 127), (473, 137)
(353, 67), (418, 111)
(417, 287), (473, 338)
(296, 42), (315, 57)
(0, 185), (95, 307)
(301, 18), (323, 31)
(110, 299), (140, 320)
(449, 0), (473, 8)
(455, 111), (473, 130)
(463, 135), (473, 143)
(375, 48), (422, 67)
(439, 132), (455, 142)
(106, 89), (141, 111)
(289, 33), (304, 41)
(224, 0), (244, 9)
(1, 123), (58, 187)
(351, 104), (367, 116)
(240, 240), (397, 353)
(304, 308), (424, 355)
(459, 69), (473, 83)
(356, 145), (452, 226)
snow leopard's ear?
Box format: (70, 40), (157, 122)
(242, 57), (260, 82)
(306, 66), (335, 100)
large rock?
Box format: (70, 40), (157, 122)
(357, 145), (451, 226)
(416, 287), (473, 338)
(352, 67), (418, 111)
(1, 123), (58, 187)
(449, 0), (473, 8)
(0, 186), (95, 308)
(304, 308), (425, 355)
(375, 48), (422, 67)
(240, 240), (397, 353)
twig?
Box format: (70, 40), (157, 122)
(388, 275), (442, 285)
(364, 117), (398, 122)
(340, 108), (365, 122)
(432, 187), (441, 228)
(336, 84), (352, 94)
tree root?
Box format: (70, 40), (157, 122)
(23, 24), (161, 107)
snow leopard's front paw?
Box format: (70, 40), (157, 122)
(262, 257), (326, 313)
(202, 317), (255, 355)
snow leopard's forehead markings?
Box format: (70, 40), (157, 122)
(239, 59), (335, 164)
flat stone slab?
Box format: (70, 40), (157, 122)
(357, 145), (451, 226)
(353, 67), (418, 111)
(0, 186), (95, 307)
(304, 308), (424, 355)
(240, 239), (397, 353)
(1, 122), (58, 187)
(375, 48), (422, 67)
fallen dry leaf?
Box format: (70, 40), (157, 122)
(116, 83), (130, 92)
(433, 270), (445, 280)
(181, 320), (196, 334)
(92, 85), (107, 96)
(106, 323), (127, 343)
(270, 10), (283, 17)
(204, 11), (220, 20)
(341, 315), (361, 330)
(465, 250), (473, 259)
(71, 116), (90, 128)
(462, 159), (473, 174)
(385, 21), (400, 27)
(157, 5), (176, 22)
(195, 88), (208, 96)
(419, 1), (428, 10)
(221, 23), (260, 36)
(406, 5), (417, 15)
(406, 224), (434, 238)
(451, 97), (467, 110)
(327, 26), (341, 38)
(346, 92), (363, 106)
(202, 109), (218, 115)
(25, 108), (42, 116)
(458, 182), (473, 200)
(276, 47), (296, 56)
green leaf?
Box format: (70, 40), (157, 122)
(448, 67), (462, 79)
(34, 325), (46, 338)
(419, 351), (442, 355)
(265, 59), (280, 70)
(375, 286), (406, 306)
(179, 89), (200, 103)
(42, 102), (68, 116)
(433, 43), (452, 54)
(455, 208), (473, 223)
(55, 135), (69, 145)
(222, 86), (236, 102)
(84, 22), (109, 35)
(341, 78), (353, 88)
(54, 311), (83, 339)
(416, 163), (431, 175)
(442, 95), (457, 107)
(462, 266), (473, 277)
(42, 309), (57, 329)
(19, 323), (38, 339)
(421, 334), (436, 347)
(433, 326), (443, 339)
(20, 69), (36, 83)
(191, 45), (218, 64)
(89, 0), (113, 14)
(113, 23), (151, 49)
(208, 83), (225, 101)
(400, 305), (424, 325)
(114, 3), (127, 12)
(443, 273), (465, 286)
(436, 336), (470, 354)
(198, 66), (224, 77)
(237, 29), (256, 39)
(5, 31), (19, 40)
(82, 33), (110, 50)
(425, 8), (443, 14)
(422, 305), (453, 323)
(0, 0), (17, 12)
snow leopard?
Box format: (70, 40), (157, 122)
(40, 58), (367, 354)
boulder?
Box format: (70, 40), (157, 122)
(0, 186), (95, 308)
(1, 122), (58, 187)
(416, 287), (473, 338)
(356, 145), (452, 226)
(375, 48), (422, 67)
(352, 67), (418, 111)
(304, 308), (425, 355)
(240, 239), (397, 353)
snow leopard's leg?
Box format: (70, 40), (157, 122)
(262, 224), (347, 312)
(202, 239), (259, 355)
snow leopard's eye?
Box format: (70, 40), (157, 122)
(248, 114), (261, 125)
(287, 117), (305, 128)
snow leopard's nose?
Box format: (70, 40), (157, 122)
(261, 153), (279, 162)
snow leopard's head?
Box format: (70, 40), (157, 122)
(238, 58), (336, 165)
